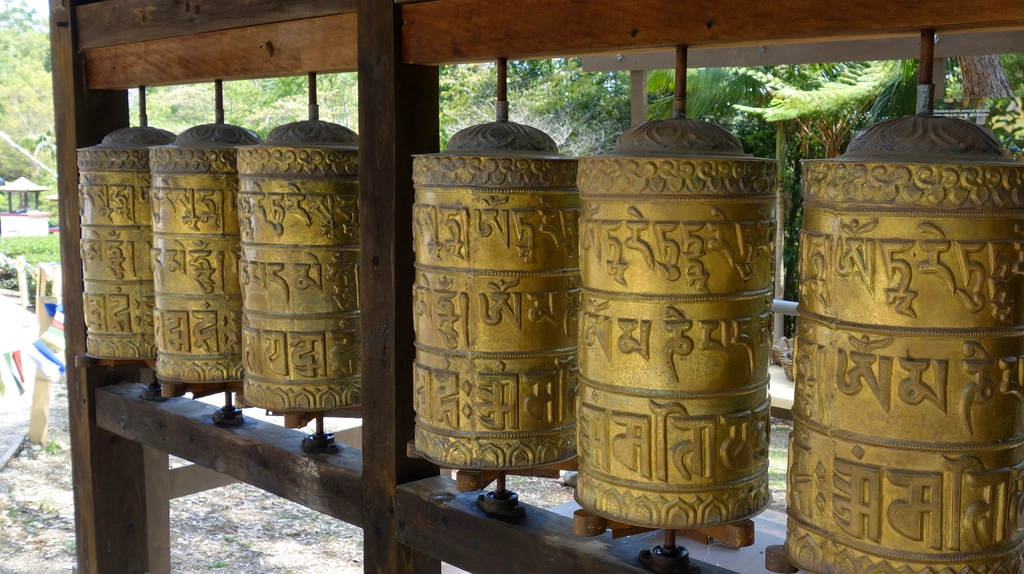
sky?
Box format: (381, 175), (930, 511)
(24, 0), (47, 20)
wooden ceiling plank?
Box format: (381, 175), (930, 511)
(581, 29), (1024, 71)
(401, 0), (1024, 64)
(77, 0), (357, 50)
(84, 13), (357, 90)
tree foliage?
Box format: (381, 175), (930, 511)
(439, 59), (630, 155)
(0, 0), (53, 188)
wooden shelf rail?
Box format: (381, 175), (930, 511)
(401, 0), (1024, 64)
(396, 477), (740, 574)
(76, 0), (357, 49)
(93, 383), (742, 574)
(94, 383), (364, 527)
(78, 0), (1024, 89)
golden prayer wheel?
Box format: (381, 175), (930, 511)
(236, 120), (361, 412)
(79, 126), (176, 359)
(149, 124), (261, 383)
(412, 120), (581, 470)
(785, 115), (1024, 573)
(575, 118), (777, 529)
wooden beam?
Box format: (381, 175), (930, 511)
(94, 383), (365, 527)
(581, 29), (1024, 72)
(84, 13), (358, 90)
(397, 476), (740, 574)
(51, 1), (148, 572)
(629, 69), (646, 126)
(401, 0), (1024, 64)
(142, 446), (172, 574)
(168, 464), (238, 499)
(358, 0), (441, 572)
(76, 0), (356, 50)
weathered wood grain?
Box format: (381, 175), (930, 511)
(51, 1), (146, 572)
(401, 0), (1024, 64)
(397, 476), (740, 574)
(357, 1), (441, 572)
(84, 13), (357, 89)
(95, 384), (364, 527)
(76, 0), (356, 49)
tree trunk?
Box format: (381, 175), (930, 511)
(958, 55), (1013, 98)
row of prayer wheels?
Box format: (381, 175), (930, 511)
(409, 95), (1024, 571)
(78, 82), (361, 417)
(77, 70), (1024, 572)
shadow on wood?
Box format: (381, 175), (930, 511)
(95, 383), (364, 527)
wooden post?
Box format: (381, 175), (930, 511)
(16, 256), (27, 308)
(773, 121), (787, 339)
(143, 446), (172, 574)
(26, 370), (51, 444)
(357, 1), (441, 573)
(934, 56), (947, 100)
(629, 70), (647, 126)
(50, 1), (146, 573)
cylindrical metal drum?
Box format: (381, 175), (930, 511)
(79, 126), (176, 359)
(412, 121), (580, 469)
(236, 120), (361, 411)
(576, 118), (777, 528)
(149, 124), (261, 383)
(786, 115), (1024, 573)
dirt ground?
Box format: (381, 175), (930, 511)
(0, 380), (790, 574)
(0, 381), (577, 574)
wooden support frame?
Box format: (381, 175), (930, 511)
(56, 2), (1024, 573)
(582, 29), (1024, 71)
(142, 447), (238, 574)
(95, 383), (364, 526)
(51, 0), (144, 571)
(76, 0), (356, 49)
(396, 477), (742, 574)
(401, 0), (1024, 64)
(84, 14), (358, 90)
(357, 0), (441, 571)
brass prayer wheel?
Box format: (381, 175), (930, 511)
(575, 118), (777, 528)
(149, 124), (261, 383)
(237, 120), (361, 412)
(79, 126), (176, 359)
(786, 115), (1024, 573)
(412, 120), (581, 469)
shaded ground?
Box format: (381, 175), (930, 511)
(0, 381), (578, 574)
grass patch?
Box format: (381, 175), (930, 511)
(0, 234), (61, 303)
(0, 235), (62, 265)
(768, 422), (791, 493)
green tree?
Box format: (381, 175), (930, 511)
(439, 59), (630, 155)
(137, 75), (360, 139)
(0, 0), (55, 187)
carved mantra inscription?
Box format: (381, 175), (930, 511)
(579, 294), (772, 386)
(237, 146), (362, 412)
(576, 152), (777, 529)
(795, 317), (1024, 442)
(800, 214), (1024, 326)
(581, 203), (775, 292)
(79, 150), (159, 359)
(150, 168), (244, 384)
(413, 190), (579, 270)
(412, 155), (581, 470)
(789, 154), (1024, 574)
(786, 425), (1024, 573)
